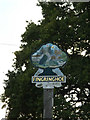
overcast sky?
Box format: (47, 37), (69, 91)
(0, 0), (42, 119)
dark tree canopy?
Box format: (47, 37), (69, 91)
(1, 2), (90, 120)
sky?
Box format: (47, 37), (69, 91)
(0, 0), (42, 119)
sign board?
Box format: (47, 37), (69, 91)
(32, 75), (66, 88)
(31, 43), (68, 88)
(32, 76), (66, 83)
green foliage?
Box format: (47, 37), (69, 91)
(1, 2), (90, 120)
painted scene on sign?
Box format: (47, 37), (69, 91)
(31, 43), (68, 68)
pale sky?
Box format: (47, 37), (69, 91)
(0, 0), (42, 119)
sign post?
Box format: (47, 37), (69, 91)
(31, 43), (68, 120)
(43, 89), (53, 120)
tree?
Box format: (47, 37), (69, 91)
(1, 2), (90, 120)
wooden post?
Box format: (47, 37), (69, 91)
(43, 89), (54, 120)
